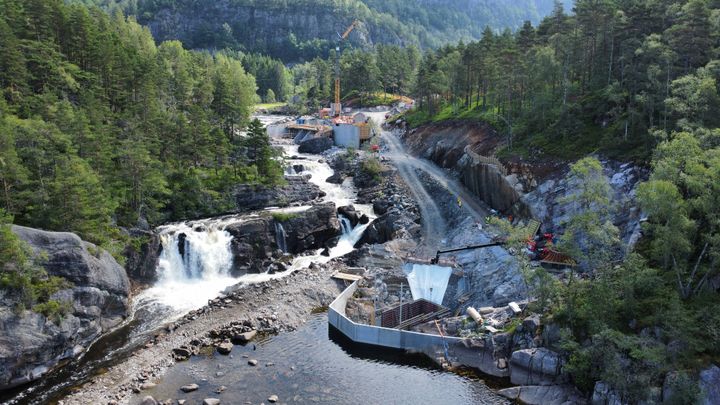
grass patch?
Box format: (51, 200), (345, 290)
(343, 92), (412, 108)
(254, 102), (287, 111)
(271, 212), (298, 222)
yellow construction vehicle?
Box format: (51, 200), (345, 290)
(332, 20), (360, 116)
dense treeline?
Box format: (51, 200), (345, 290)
(0, 0), (282, 251)
(409, 0), (720, 160)
(444, 1), (720, 401)
(288, 44), (421, 111)
(82, 0), (570, 62)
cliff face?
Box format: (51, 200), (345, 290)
(400, 121), (646, 248)
(0, 226), (131, 390)
(131, 0), (570, 60)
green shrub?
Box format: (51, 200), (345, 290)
(1, 209), (73, 323)
(271, 212), (298, 222)
(361, 157), (383, 182)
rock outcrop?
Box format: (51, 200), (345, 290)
(509, 348), (565, 386)
(337, 205), (369, 228)
(279, 203), (341, 253)
(234, 175), (323, 211)
(699, 365), (720, 405)
(225, 218), (277, 274)
(123, 229), (161, 283)
(0, 226), (131, 390)
(298, 136), (333, 154)
(498, 385), (587, 405)
(356, 210), (414, 247)
(521, 159), (646, 249)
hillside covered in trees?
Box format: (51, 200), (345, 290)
(397, 0), (720, 401)
(0, 0), (283, 251)
(72, 0), (572, 62)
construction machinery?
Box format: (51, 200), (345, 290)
(331, 20), (360, 117)
(429, 240), (506, 264)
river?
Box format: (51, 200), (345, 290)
(0, 114), (503, 405)
(132, 314), (507, 405)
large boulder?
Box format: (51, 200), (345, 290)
(278, 203), (341, 253)
(123, 229), (161, 283)
(356, 210), (412, 247)
(225, 218), (276, 274)
(337, 205), (368, 228)
(509, 348), (565, 386)
(0, 226), (130, 390)
(699, 365), (720, 405)
(298, 136), (333, 154)
(234, 175), (323, 211)
(498, 385), (587, 405)
(591, 381), (625, 405)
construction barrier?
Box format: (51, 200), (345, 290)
(328, 280), (463, 352)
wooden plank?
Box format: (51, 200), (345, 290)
(331, 271), (363, 281)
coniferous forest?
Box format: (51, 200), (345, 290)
(1, 0), (720, 403)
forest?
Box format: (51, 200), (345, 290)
(0, 0), (719, 402)
(0, 0), (283, 252)
(94, 0), (572, 61)
(401, 1), (719, 401)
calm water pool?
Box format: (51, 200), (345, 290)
(135, 314), (509, 405)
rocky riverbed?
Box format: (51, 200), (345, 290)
(60, 261), (346, 405)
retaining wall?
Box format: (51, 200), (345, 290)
(328, 280), (510, 377)
(328, 281), (461, 352)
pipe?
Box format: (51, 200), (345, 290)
(466, 307), (483, 324)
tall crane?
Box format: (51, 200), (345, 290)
(331, 20), (359, 117)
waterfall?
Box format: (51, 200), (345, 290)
(274, 221), (288, 253)
(331, 215), (371, 258)
(136, 222), (237, 314)
(156, 224), (234, 281)
(339, 215), (352, 235)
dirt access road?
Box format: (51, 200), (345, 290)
(366, 112), (490, 255)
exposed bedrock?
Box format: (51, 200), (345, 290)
(0, 226), (131, 390)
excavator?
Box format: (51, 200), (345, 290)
(331, 20), (360, 117)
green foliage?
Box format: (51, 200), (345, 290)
(406, 0), (720, 161)
(0, 209), (72, 322)
(0, 0), (269, 245)
(271, 212), (298, 222)
(360, 157), (383, 182)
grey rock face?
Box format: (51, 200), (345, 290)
(461, 157), (524, 212)
(591, 381), (625, 405)
(498, 384), (587, 405)
(280, 203), (341, 253)
(509, 348), (565, 386)
(298, 136), (333, 154)
(225, 218), (276, 274)
(699, 365), (720, 405)
(234, 175), (323, 211)
(521, 160), (647, 250)
(124, 229), (161, 283)
(0, 226), (130, 390)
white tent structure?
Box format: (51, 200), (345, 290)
(405, 264), (452, 305)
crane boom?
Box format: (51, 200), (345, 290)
(332, 20), (360, 116)
(430, 240), (506, 264)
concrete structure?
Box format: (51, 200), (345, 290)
(329, 280), (456, 352)
(333, 123), (361, 148)
(328, 280), (510, 377)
